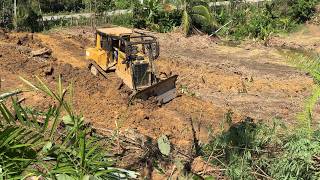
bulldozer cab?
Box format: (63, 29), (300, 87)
(86, 27), (177, 104)
(95, 28), (159, 64)
(94, 27), (160, 90)
(95, 27), (131, 63)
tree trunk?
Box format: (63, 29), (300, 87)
(13, 0), (17, 30)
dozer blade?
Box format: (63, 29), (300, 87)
(133, 75), (178, 104)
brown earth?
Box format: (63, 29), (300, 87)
(0, 25), (318, 171)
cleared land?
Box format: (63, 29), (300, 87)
(0, 25), (318, 152)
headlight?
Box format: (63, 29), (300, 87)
(86, 51), (90, 56)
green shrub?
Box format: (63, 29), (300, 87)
(109, 13), (134, 27)
(204, 117), (320, 179)
(0, 8), (14, 29)
(288, 0), (318, 23)
(17, 9), (43, 32)
(132, 0), (182, 33)
(214, 0), (319, 40)
(114, 0), (140, 9)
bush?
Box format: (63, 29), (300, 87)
(214, 0), (319, 40)
(17, 9), (43, 32)
(204, 117), (320, 179)
(0, 9), (14, 29)
(132, 0), (182, 33)
(109, 13), (134, 27)
(288, 0), (318, 23)
(129, 0), (319, 38)
(114, 0), (140, 9)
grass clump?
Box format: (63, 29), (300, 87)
(204, 117), (320, 179)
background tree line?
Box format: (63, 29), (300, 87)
(0, 0), (139, 31)
(0, 0), (319, 39)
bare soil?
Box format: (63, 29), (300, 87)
(0, 25), (318, 173)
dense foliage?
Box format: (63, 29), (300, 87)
(0, 0), (319, 38)
(214, 0), (319, 40)
(0, 0), (140, 32)
(131, 0), (319, 38)
(0, 2), (13, 29)
(132, 0), (182, 33)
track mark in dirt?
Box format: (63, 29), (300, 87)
(155, 31), (314, 122)
(37, 34), (88, 68)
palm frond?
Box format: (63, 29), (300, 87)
(0, 99), (52, 178)
(182, 9), (191, 36)
(191, 14), (210, 26)
(191, 5), (212, 23)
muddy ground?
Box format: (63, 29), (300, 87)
(0, 25), (319, 174)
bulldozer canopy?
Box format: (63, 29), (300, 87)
(97, 27), (133, 36)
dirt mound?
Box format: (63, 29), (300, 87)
(266, 36), (318, 52)
(51, 27), (95, 48)
(267, 36), (305, 50)
(0, 31), (55, 62)
(0, 36), (212, 147)
(69, 34), (93, 48)
(266, 25), (320, 53)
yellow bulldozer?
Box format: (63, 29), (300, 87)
(85, 27), (178, 103)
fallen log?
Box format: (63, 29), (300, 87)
(31, 48), (52, 57)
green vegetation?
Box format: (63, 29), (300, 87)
(129, 0), (320, 39)
(214, 0), (319, 40)
(0, 0), (139, 32)
(1, 0), (319, 39)
(132, 0), (181, 33)
(180, 0), (218, 35)
(0, 76), (130, 179)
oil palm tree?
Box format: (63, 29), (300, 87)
(180, 0), (218, 36)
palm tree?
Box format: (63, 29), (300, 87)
(182, 0), (218, 35)
(179, 0), (218, 36)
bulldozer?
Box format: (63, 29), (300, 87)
(85, 27), (178, 103)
